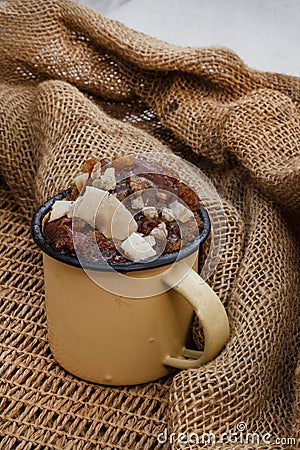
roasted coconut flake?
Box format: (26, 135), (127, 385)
(162, 207), (175, 222)
(91, 166), (116, 191)
(99, 167), (116, 190)
(49, 200), (74, 222)
(131, 195), (144, 210)
(121, 232), (156, 262)
(142, 206), (158, 219)
(150, 222), (168, 240)
(170, 200), (194, 223)
(75, 186), (137, 240)
(96, 193), (138, 240)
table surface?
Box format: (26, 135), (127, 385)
(78, 0), (300, 77)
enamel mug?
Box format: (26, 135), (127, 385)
(31, 191), (229, 385)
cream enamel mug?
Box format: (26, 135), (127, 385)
(31, 190), (229, 385)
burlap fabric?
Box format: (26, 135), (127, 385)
(0, 1), (299, 449)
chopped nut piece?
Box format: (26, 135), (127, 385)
(99, 167), (116, 190)
(170, 200), (194, 223)
(150, 222), (168, 240)
(121, 232), (156, 262)
(156, 191), (167, 201)
(74, 172), (89, 192)
(92, 167), (116, 190)
(130, 176), (153, 192)
(131, 195), (144, 210)
(49, 200), (74, 222)
(162, 207), (175, 222)
(142, 206), (158, 219)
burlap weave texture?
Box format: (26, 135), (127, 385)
(0, 1), (299, 449)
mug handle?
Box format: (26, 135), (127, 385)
(163, 269), (230, 369)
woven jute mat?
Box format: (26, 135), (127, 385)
(0, 1), (299, 449)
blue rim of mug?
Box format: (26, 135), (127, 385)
(31, 189), (211, 273)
